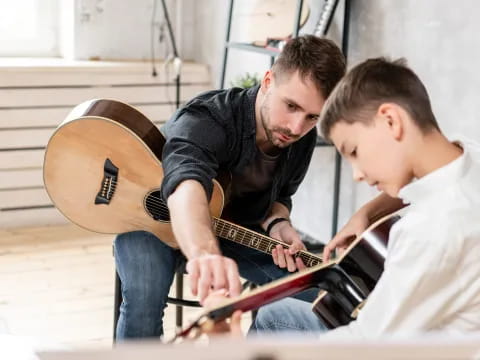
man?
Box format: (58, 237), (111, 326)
(114, 35), (346, 340)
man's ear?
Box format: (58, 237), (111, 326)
(377, 103), (404, 141)
(260, 70), (273, 94)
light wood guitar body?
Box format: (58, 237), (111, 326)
(43, 99), (223, 248)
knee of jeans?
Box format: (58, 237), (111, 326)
(252, 305), (278, 331)
(121, 278), (170, 308)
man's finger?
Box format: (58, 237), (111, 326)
(276, 244), (286, 268)
(284, 249), (297, 272)
(288, 240), (306, 255)
(323, 243), (335, 262)
(226, 261), (242, 297)
(295, 256), (306, 270)
(198, 262), (213, 303)
(272, 248), (278, 265)
(230, 310), (243, 337)
(187, 261), (200, 296)
(211, 258), (227, 291)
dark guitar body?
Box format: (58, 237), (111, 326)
(312, 214), (401, 328)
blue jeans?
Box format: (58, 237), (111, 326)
(249, 297), (328, 336)
(114, 230), (319, 340)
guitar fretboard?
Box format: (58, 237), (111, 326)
(212, 218), (323, 267)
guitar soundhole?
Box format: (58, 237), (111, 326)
(144, 190), (170, 222)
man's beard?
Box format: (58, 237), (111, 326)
(260, 100), (280, 148)
(260, 101), (297, 149)
(261, 121), (277, 147)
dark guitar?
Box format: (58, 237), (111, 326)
(172, 211), (401, 340)
(43, 99), (323, 267)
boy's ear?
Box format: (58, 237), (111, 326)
(377, 103), (404, 141)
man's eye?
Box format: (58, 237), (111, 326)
(308, 114), (319, 121)
(350, 148), (357, 157)
(287, 103), (296, 110)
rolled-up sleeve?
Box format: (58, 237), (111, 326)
(160, 106), (229, 202)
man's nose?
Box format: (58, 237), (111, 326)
(288, 115), (305, 136)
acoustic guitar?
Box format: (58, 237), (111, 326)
(172, 211), (401, 341)
(43, 99), (323, 266)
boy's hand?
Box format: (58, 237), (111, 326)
(186, 255), (242, 304)
(323, 209), (370, 262)
(202, 289), (243, 337)
(270, 221), (307, 272)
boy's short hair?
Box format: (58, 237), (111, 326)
(320, 57), (440, 141)
(272, 35), (346, 99)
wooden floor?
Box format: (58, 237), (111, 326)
(0, 224), (251, 350)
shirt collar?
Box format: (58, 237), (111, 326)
(245, 85), (260, 137)
(398, 139), (469, 204)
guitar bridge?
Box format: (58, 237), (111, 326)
(95, 158), (118, 205)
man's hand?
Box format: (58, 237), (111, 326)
(186, 254), (242, 304)
(323, 209), (370, 262)
(270, 221), (306, 272)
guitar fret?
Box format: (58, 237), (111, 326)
(250, 234), (261, 249)
(242, 229), (249, 246)
(300, 253), (320, 267)
(236, 225), (243, 244)
(246, 232), (253, 247)
(242, 230), (250, 247)
(259, 238), (267, 252)
(243, 230), (250, 246)
(240, 228), (248, 246)
(264, 239), (273, 253)
(259, 237), (271, 252)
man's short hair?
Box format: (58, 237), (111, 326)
(320, 57), (440, 141)
(272, 35), (346, 99)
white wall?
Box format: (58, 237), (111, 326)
(65, 0), (196, 61)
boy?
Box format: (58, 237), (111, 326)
(215, 57), (480, 338)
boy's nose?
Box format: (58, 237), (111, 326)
(352, 166), (365, 182)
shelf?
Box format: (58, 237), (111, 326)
(226, 42), (281, 57)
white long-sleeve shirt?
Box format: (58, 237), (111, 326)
(323, 137), (480, 339)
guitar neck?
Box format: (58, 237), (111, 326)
(212, 218), (323, 267)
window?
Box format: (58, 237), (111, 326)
(0, 0), (59, 57)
